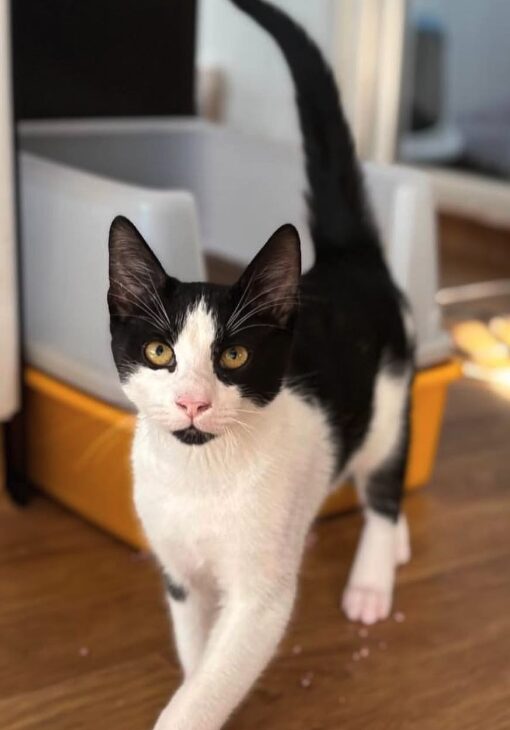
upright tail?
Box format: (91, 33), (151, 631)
(229, 0), (379, 254)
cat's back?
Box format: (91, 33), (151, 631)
(296, 247), (410, 364)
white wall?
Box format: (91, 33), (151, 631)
(412, 0), (510, 120)
(197, 0), (338, 144)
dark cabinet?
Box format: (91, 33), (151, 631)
(11, 0), (197, 119)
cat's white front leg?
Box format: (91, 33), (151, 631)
(154, 582), (296, 730)
(168, 588), (216, 678)
(342, 511), (410, 625)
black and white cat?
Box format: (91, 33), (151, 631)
(108, 1), (414, 728)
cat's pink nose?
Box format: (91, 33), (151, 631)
(176, 396), (212, 420)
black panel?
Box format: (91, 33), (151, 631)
(11, 0), (197, 119)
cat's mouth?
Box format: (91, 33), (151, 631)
(172, 426), (217, 446)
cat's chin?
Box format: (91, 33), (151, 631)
(172, 427), (217, 446)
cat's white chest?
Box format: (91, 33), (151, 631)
(133, 462), (234, 580)
(131, 388), (336, 584)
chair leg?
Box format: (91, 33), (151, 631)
(0, 424), (5, 495)
(3, 415), (32, 506)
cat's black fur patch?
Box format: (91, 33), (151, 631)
(164, 573), (187, 602)
(173, 427), (216, 446)
(365, 405), (410, 521)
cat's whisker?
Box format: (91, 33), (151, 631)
(123, 271), (171, 332)
(227, 295), (300, 332)
(227, 272), (296, 319)
(226, 417), (255, 436)
(228, 323), (286, 336)
(109, 291), (162, 328)
(227, 286), (298, 331)
(128, 262), (172, 332)
(285, 370), (321, 385)
(227, 282), (283, 329)
(123, 277), (169, 332)
(231, 407), (262, 417)
(111, 278), (164, 326)
(225, 269), (258, 330)
(225, 426), (236, 463)
(110, 313), (165, 329)
(110, 279), (168, 332)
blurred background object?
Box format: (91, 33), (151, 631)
(400, 1), (510, 179)
(398, 0), (510, 227)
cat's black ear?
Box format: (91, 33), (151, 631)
(233, 224), (301, 327)
(108, 216), (168, 318)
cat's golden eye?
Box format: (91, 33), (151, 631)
(144, 341), (175, 367)
(220, 345), (249, 370)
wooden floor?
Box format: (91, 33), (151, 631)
(2, 377), (510, 730)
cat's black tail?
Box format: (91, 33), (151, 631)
(229, 0), (379, 255)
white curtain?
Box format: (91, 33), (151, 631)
(0, 0), (20, 422)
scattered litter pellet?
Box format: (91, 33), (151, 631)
(394, 611), (406, 623)
(78, 647), (90, 657)
(352, 652), (361, 662)
(360, 647), (370, 659)
(292, 644), (303, 655)
(358, 628), (369, 639)
(300, 672), (314, 688)
(378, 641), (388, 651)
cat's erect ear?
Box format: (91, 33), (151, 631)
(108, 216), (168, 318)
(233, 224), (301, 328)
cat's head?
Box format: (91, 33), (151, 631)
(108, 216), (301, 445)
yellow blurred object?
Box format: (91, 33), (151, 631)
(489, 316), (510, 348)
(25, 362), (461, 549)
(452, 320), (509, 368)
